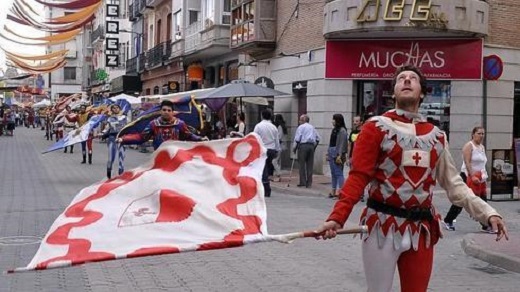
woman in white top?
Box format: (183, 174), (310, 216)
(443, 126), (491, 232)
(230, 112), (246, 138)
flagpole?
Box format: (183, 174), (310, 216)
(265, 226), (368, 244)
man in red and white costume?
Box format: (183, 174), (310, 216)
(316, 65), (508, 292)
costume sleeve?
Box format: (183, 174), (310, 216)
(327, 122), (383, 226)
(435, 139), (501, 224)
(181, 121), (202, 141)
(121, 121), (153, 145)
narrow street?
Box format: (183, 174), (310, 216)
(0, 127), (518, 291)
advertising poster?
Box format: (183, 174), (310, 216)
(490, 149), (515, 200)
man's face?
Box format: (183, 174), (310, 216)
(161, 106), (174, 120)
(353, 116), (361, 128)
(80, 106), (86, 114)
(393, 70), (422, 109)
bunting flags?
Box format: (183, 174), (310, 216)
(15, 134), (269, 271)
(1, 0), (102, 74)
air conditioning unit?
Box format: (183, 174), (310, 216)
(222, 14), (231, 25)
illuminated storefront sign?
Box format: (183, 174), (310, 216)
(357, 0), (443, 22)
(325, 39), (482, 80)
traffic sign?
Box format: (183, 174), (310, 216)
(483, 55), (503, 80)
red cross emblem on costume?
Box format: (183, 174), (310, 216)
(401, 149), (430, 188)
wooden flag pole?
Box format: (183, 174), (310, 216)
(266, 226), (368, 244)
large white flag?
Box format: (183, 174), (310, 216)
(19, 134), (270, 271)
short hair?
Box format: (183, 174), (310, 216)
(300, 114), (310, 123)
(261, 109), (272, 120)
(392, 64), (427, 96)
(160, 100), (175, 110)
(110, 104), (120, 110)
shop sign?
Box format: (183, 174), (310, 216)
(325, 39), (482, 80)
(168, 81), (180, 93)
(357, 0), (447, 25)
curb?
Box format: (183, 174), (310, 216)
(461, 235), (520, 274)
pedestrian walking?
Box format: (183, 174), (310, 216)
(293, 114), (320, 188)
(327, 114), (348, 199)
(315, 65), (508, 292)
(253, 109), (280, 197)
(443, 126), (492, 232)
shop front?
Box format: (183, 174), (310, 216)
(110, 75), (142, 96)
(319, 0), (518, 167)
(325, 38), (483, 139)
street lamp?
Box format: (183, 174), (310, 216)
(119, 29), (143, 74)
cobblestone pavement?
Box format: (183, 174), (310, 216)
(0, 127), (518, 291)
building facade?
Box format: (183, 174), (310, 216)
(83, 0), (136, 102)
(44, 6), (85, 101)
(239, 0), (520, 173)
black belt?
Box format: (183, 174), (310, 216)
(367, 198), (433, 221)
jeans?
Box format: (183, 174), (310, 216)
(328, 147), (345, 190)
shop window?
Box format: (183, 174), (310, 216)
(514, 82), (520, 139)
(231, 1), (255, 46)
(153, 86), (160, 95)
(357, 80), (451, 137)
(227, 62), (239, 81)
(145, 88), (151, 95)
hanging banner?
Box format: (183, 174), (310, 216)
(490, 149), (516, 200)
(326, 39), (483, 80)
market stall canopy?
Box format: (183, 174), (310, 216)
(162, 88), (215, 101)
(109, 93), (141, 105)
(197, 80), (287, 111)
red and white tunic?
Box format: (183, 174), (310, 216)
(328, 109), (499, 250)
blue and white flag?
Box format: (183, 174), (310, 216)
(43, 114), (106, 154)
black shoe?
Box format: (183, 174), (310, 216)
(107, 168), (112, 179)
(81, 154), (87, 164)
(64, 148), (67, 153)
(88, 154), (92, 164)
(297, 184), (306, 187)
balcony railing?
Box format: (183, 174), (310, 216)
(138, 53), (146, 72)
(164, 41), (172, 61)
(185, 21), (202, 54)
(129, 3), (136, 21)
(146, 42), (165, 69)
(92, 25), (105, 42)
(126, 57), (137, 74)
(170, 39), (185, 59)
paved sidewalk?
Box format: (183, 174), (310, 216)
(270, 168), (520, 274)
